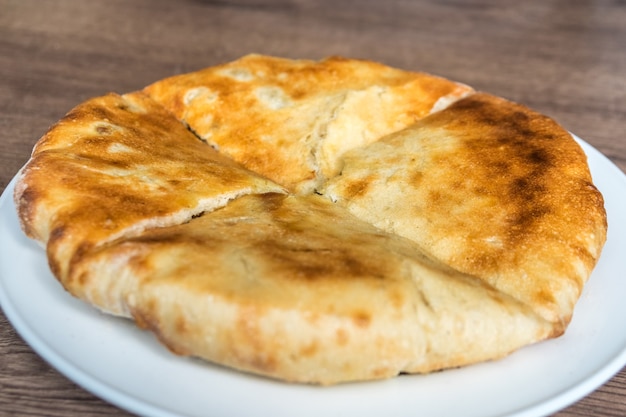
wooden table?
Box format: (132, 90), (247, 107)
(1, 1), (625, 416)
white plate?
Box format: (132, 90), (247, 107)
(1, 137), (626, 417)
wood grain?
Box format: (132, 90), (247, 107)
(1, 0), (625, 416)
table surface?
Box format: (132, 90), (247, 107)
(1, 0), (625, 416)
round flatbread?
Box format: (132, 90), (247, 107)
(13, 55), (607, 385)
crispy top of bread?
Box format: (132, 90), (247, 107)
(144, 54), (472, 193)
(322, 93), (607, 328)
(14, 91), (284, 281)
(67, 193), (554, 384)
(13, 55), (607, 385)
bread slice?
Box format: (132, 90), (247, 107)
(14, 91), (285, 284)
(67, 193), (555, 385)
(144, 54), (472, 193)
(321, 92), (607, 329)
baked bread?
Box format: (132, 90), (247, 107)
(13, 55), (607, 385)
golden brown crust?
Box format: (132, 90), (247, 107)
(13, 55), (607, 385)
(322, 92), (607, 326)
(144, 54), (472, 193)
(13, 91), (284, 282)
(68, 194), (555, 384)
